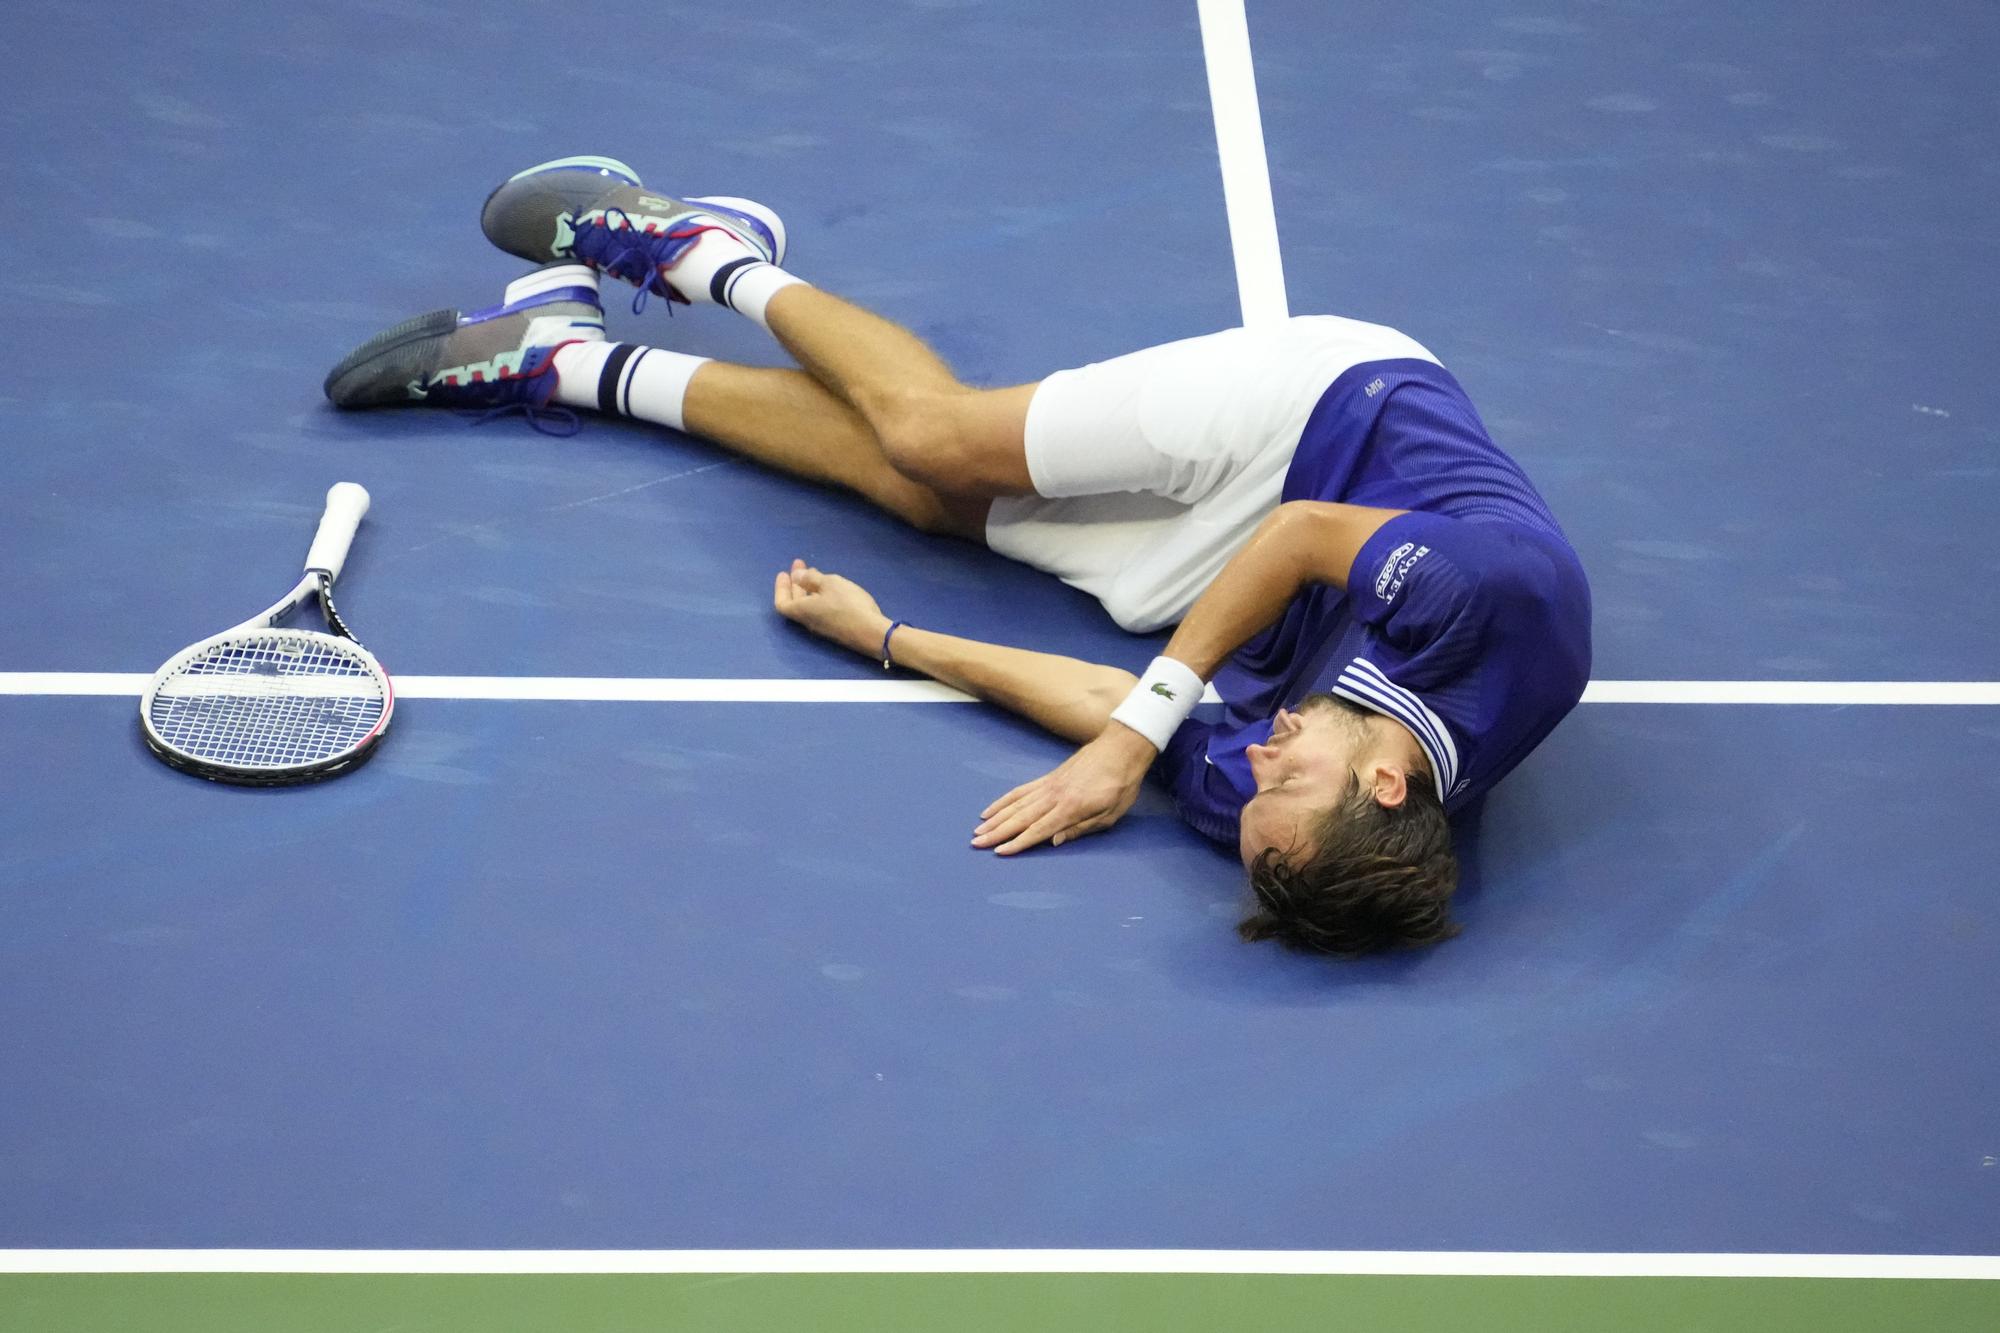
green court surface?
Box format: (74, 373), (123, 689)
(3, 1273), (1997, 1332)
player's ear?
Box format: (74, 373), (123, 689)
(1368, 762), (1409, 810)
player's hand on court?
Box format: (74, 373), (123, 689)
(973, 723), (1156, 855)
(773, 558), (892, 658)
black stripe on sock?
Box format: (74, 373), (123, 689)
(621, 348), (652, 418)
(709, 257), (761, 309)
(597, 343), (640, 416)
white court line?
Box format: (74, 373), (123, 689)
(1580, 679), (2000, 706)
(0, 1249), (1993, 1278)
(0, 674), (968, 702)
(4, 673), (1999, 705)
(1197, 0), (1289, 327)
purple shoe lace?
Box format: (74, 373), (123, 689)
(570, 206), (737, 315)
(470, 399), (579, 438)
(440, 339), (586, 437)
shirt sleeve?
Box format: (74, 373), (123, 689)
(1154, 719), (1245, 848)
(1345, 510), (1559, 673)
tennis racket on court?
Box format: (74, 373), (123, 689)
(140, 482), (394, 784)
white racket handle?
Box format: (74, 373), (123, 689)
(303, 482), (371, 580)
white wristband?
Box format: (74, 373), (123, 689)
(1109, 656), (1205, 751)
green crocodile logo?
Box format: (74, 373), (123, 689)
(1150, 683), (1177, 701)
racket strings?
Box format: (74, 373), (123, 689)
(147, 633), (387, 771)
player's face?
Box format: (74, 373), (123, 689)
(1237, 697), (1365, 869)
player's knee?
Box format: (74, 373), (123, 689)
(863, 469), (977, 538)
(873, 392), (962, 485)
(875, 391), (1018, 495)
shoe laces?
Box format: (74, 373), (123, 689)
(571, 206), (737, 315)
(455, 339), (584, 437)
(470, 400), (579, 437)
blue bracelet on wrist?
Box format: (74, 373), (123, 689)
(881, 620), (907, 670)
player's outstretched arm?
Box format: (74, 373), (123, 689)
(772, 559), (1139, 745)
(972, 501), (1408, 854)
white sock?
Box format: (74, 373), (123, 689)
(552, 342), (710, 431)
(667, 229), (807, 328)
(720, 261), (807, 326)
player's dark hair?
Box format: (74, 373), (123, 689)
(1237, 766), (1459, 958)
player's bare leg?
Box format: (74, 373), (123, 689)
(478, 160), (1040, 503)
(321, 260), (990, 540)
(758, 285), (1039, 499)
(680, 361), (991, 540)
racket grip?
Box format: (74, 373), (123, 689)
(304, 482), (372, 580)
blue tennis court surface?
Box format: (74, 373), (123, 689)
(3, 0), (1997, 1271)
(3, 697), (1995, 1250)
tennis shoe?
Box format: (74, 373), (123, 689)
(480, 155), (787, 308)
(323, 264), (604, 432)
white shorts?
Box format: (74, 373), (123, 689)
(984, 315), (1440, 632)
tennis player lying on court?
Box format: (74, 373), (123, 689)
(325, 156), (1592, 957)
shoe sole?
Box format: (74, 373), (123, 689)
(685, 194), (788, 268)
(502, 262), (598, 304)
(323, 309), (459, 406)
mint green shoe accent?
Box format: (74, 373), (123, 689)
(505, 155), (641, 185)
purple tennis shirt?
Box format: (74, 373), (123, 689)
(1157, 358), (1592, 846)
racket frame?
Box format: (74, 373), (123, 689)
(139, 484), (395, 785)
